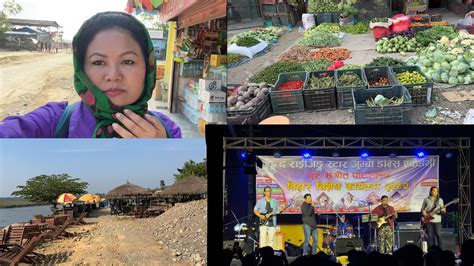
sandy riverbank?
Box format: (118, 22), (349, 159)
(31, 200), (207, 265)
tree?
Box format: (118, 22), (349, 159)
(137, 13), (169, 33)
(11, 174), (88, 209)
(0, 0), (22, 33)
(174, 159), (207, 182)
(160, 180), (166, 190)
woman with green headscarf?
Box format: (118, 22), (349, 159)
(0, 12), (181, 138)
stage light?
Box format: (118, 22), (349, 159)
(332, 152), (340, 158)
(445, 152), (453, 159)
(389, 152), (397, 158)
(240, 151), (247, 159)
(273, 150), (282, 158)
(302, 151), (312, 159)
(416, 151), (425, 158)
(360, 151), (369, 159)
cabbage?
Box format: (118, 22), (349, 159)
(457, 55), (465, 62)
(449, 70), (459, 77)
(431, 72), (441, 83)
(450, 60), (459, 66)
(464, 76), (472, 84)
(470, 62), (474, 70)
(458, 75), (465, 84)
(441, 62), (451, 71)
(448, 77), (459, 85)
(445, 54), (457, 62)
(423, 59), (433, 67)
(458, 63), (470, 74)
(441, 73), (449, 83)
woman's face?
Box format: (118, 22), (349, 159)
(84, 28), (146, 107)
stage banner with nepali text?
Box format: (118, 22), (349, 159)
(255, 156), (439, 214)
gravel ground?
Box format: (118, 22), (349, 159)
(227, 29), (474, 124)
(35, 199), (207, 265)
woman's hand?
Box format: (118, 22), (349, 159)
(112, 109), (167, 138)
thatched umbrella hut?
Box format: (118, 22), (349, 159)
(106, 181), (153, 214)
(155, 176), (207, 203)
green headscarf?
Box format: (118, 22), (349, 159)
(72, 11), (156, 138)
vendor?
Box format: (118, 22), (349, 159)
(462, 0), (474, 15)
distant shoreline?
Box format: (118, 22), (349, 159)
(0, 201), (49, 209)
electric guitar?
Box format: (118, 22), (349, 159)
(421, 198), (459, 225)
(258, 207), (287, 226)
(376, 212), (397, 229)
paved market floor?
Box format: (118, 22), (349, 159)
(148, 99), (201, 138)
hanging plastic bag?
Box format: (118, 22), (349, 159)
(463, 14), (473, 26)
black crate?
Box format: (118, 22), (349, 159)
(304, 70), (337, 111)
(270, 72), (306, 113)
(262, 4), (278, 16)
(363, 66), (400, 89)
(430, 14), (443, 22)
(336, 69), (368, 109)
(353, 86), (413, 124)
(391, 66), (433, 106)
(316, 13), (333, 25)
(227, 93), (272, 124)
(332, 12), (341, 23)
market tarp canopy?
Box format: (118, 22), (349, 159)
(106, 181), (153, 199)
(8, 18), (60, 28)
(158, 176), (207, 197)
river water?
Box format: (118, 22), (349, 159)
(0, 205), (53, 227)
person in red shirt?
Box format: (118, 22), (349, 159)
(372, 195), (398, 254)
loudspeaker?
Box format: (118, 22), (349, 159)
(398, 230), (420, 247)
(335, 238), (364, 255)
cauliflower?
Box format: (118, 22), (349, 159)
(440, 36), (450, 45)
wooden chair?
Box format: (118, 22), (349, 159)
(54, 215), (69, 226)
(0, 234), (45, 265)
(73, 212), (88, 225)
(48, 217), (73, 239)
(0, 226), (10, 245)
(5, 226), (26, 246)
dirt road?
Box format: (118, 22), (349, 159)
(0, 51), (79, 120)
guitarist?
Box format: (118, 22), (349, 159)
(421, 186), (445, 249)
(254, 186), (281, 248)
(372, 195), (398, 254)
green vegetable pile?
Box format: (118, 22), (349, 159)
(230, 27), (285, 44)
(376, 36), (421, 53)
(337, 73), (364, 86)
(342, 21), (370, 34)
(250, 61), (305, 84)
(233, 36), (260, 47)
(308, 0), (339, 13)
(406, 32), (474, 85)
(367, 95), (404, 107)
(316, 23), (341, 33)
(298, 30), (341, 47)
(395, 71), (427, 84)
(371, 18), (389, 23)
(339, 64), (363, 70)
(300, 59), (333, 72)
(307, 73), (335, 89)
(415, 26), (458, 48)
(407, 1), (426, 7)
(228, 54), (247, 65)
(366, 57), (407, 67)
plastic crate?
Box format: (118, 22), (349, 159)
(332, 12), (341, 23)
(391, 66), (433, 106)
(335, 69), (368, 109)
(303, 70), (337, 111)
(181, 102), (200, 125)
(410, 25), (431, 33)
(353, 86), (413, 124)
(227, 93), (272, 124)
(316, 13), (332, 25)
(430, 14), (442, 22)
(363, 66), (400, 90)
(270, 72), (307, 113)
(262, 4), (278, 16)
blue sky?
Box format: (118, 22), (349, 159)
(0, 139), (206, 197)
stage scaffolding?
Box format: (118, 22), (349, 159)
(223, 137), (471, 244)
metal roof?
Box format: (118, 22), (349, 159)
(8, 18), (60, 28)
